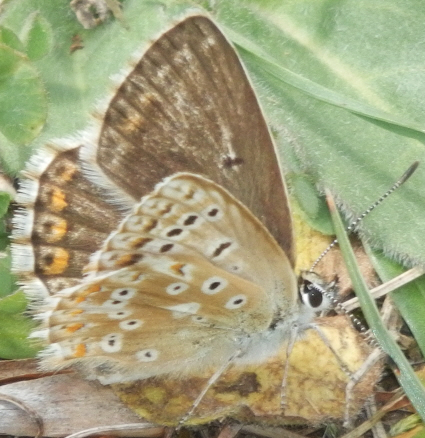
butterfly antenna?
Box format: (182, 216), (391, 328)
(309, 161), (419, 272)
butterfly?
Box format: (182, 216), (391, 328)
(11, 14), (379, 426)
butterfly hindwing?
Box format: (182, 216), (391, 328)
(13, 144), (123, 296)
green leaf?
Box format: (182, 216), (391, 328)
(390, 413), (422, 436)
(0, 42), (23, 79)
(0, 291), (39, 359)
(412, 428), (425, 438)
(0, 54), (47, 144)
(0, 25), (24, 52)
(289, 173), (333, 235)
(0, 191), (12, 218)
(0, 251), (14, 298)
(0, 23), (48, 144)
(21, 12), (53, 60)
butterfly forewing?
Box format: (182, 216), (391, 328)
(83, 15), (294, 264)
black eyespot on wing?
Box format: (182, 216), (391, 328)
(183, 215), (198, 226)
(209, 281), (221, 290)
(212, 241), (232, 257)
(160, 243), (174, 252)
(167, 228), (183, 237)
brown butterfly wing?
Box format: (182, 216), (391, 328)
(85, 16), (294, 265)
(13, 146), (122, 295)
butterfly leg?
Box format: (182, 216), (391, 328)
(307, 323), (382, 425)
(280, 322), (301, 409)
(177, 349), (243, 428)
(312, 324), (353, 375)
(342, 347), (382, 427)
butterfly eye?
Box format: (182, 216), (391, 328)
(305, 286), (324, 308)
(298, 272), (332, 311)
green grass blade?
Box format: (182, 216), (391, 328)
(326, 189), (425, 421)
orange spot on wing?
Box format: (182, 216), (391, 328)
(73, 284), (101, 303)
(69, 309), (83, 317)
(123, 114), (146, 133)
(170, 263), (185, 275)
(132, 237), (153, 248)
(45, 218), (68, 243)
(49, 188), (68, 212)
(42, 248), (69, 275)
(74, 343), (86, 357)
(116, 253), (143, 267)
(60, 162), (78, 181)
(144, 218), (158, 232)
(84, 284), (101, 294)
(66, 323), (84, 333)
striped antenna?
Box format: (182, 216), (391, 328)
(310, 161), (419, 272)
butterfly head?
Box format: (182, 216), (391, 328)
(296, 271), (336, 324)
